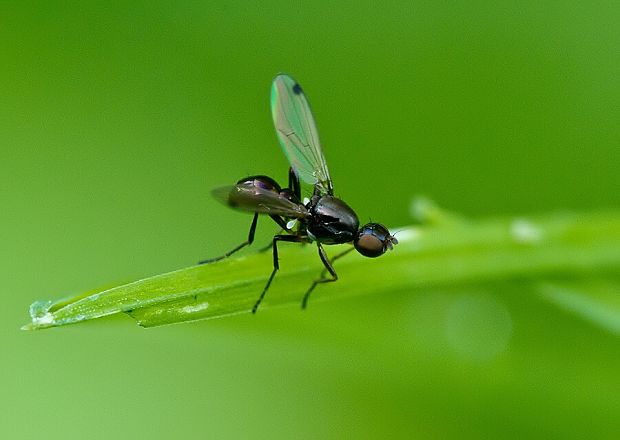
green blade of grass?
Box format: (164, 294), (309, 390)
(22, 210), (620, 330)
(537, 278), (620, 335)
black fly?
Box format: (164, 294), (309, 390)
(200, 74), (397, 313)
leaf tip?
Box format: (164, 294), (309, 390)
(23, 299), (56, 330)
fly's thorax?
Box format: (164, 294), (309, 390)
(307, 195), (360, 244)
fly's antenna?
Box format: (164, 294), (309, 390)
(391, 227), (405, 237)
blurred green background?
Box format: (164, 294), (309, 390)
(2, 1), (619, 438)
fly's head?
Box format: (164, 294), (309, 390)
(354, 223), (398, 258)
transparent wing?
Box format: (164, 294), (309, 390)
(271, 73), (333, 195)
(212, 184), (308, 218)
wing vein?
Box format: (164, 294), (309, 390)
(271, 74), (332, 194)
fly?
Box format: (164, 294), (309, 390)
(200, 73), (397, 313)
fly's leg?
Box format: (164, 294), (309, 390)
(288, 167), (301, 201)
(318, 247), (354, 278)
(301, 246), (354, 309)
(198, 214), (291, 264)
(258, 214), (294, 253)
(198, 213), (258, 265)
(269, 214), (290, 231)
(252, 234), (309, 314)
(258, 229), (283, 253)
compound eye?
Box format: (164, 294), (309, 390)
(354, 232), (385, 257)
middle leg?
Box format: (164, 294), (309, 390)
(252, 233), (310, 314)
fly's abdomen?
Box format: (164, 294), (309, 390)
(236, 175), (281, 192)
(212, 176), (308, 218)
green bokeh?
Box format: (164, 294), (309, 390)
(2, 2), (618, 438)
